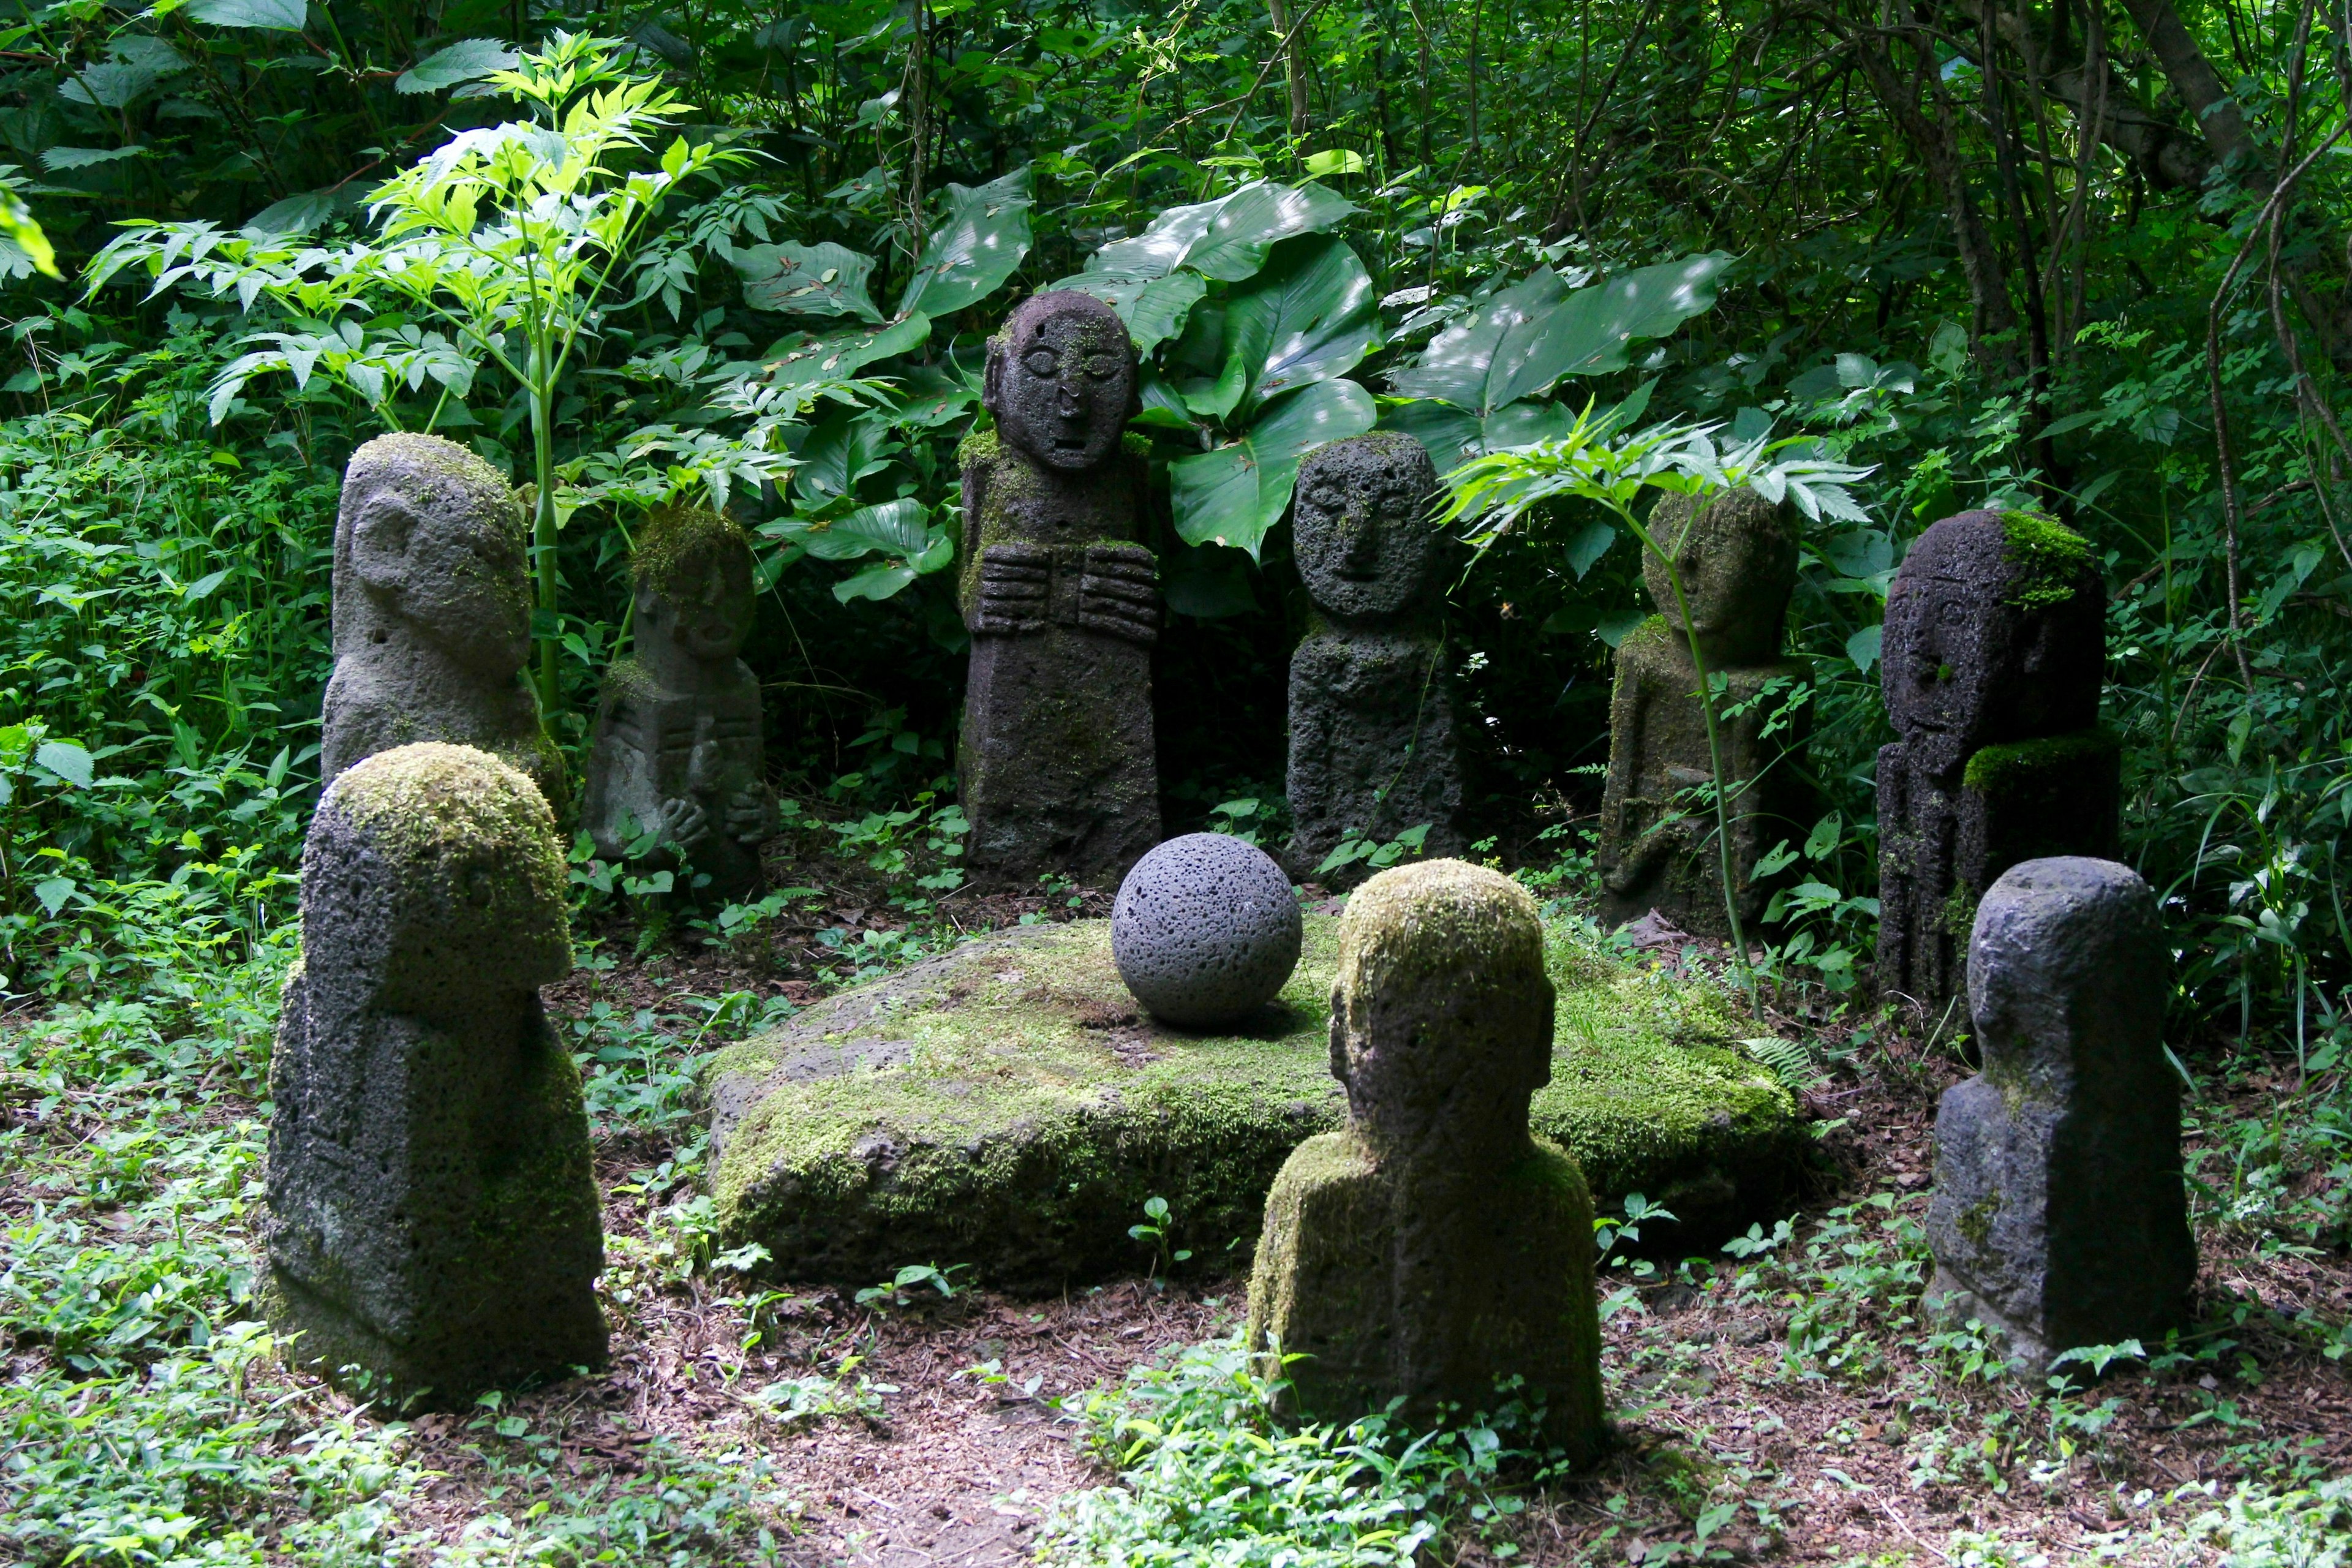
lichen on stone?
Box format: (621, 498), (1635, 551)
(324, 741), (566, 914)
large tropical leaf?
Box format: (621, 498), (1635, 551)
(799, 498), (929, 560)
(182, 0), (307, 28)
(1218, 234), (1376, 418)
(396, 39), (520, 93)
(736, 241), (883, 322)
(1169, 380), (1376, 559)
(1388, 254), (1733, 417)
(1049, 270), (1206, 359)
(1084, 180), (1355, 287)
(760, 314), (929, 388)
(895, 170), (1032, 321)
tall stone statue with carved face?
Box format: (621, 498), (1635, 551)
(1284, 433), (1464, 886)
(957, 291), (1160, 888)
(1877, 509), (2114, 1023)
(582, 505), (778, 901)
(321, 434), (568, 820)
(1596, 489), (1815, 934)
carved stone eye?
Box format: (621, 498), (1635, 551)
(1084, 353), (1121, 380)
(1023, 347), (1060, 377)
(1306, 484), (1344, 512)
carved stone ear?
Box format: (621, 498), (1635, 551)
(981, 331), (1008, 420)
(349, 496), (418, 595)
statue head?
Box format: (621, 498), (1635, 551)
(1967, 856), (2166, 1103)
(630, 505), (755, 672)
(1329, 858), (1553, 1159)
(1882, 510), (2105, 778)
(1293, 433), (1449, 622)
(334, 434), (531, 676)
(982, 291), (1139, 472)
(1642, 489), (1798, 666)
(305, 742), (570, 1020)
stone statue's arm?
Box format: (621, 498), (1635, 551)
(1595, 655), (1648, 888)
(1075, 543), (1159, 646)
(971, 542), (1052, 634)
(725, 777), (782, 843)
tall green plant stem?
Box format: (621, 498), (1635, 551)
(1611, 500), (1757, 1003)
(530, 337), (560, 707)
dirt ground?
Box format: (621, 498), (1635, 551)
(394, 950), (2352, 1566)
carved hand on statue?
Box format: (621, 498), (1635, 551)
(1075, 545), (1159, 646)
(973, 542), (1051, 634)
(658, 794), (715, 851)
(1602, 815), (1691, 894)
(726, 783), (781, 845)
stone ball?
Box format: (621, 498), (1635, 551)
(1112, 833), (1302, 1028)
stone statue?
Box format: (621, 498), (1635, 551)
(320, 434), (567, 819)
(1878, 509), (2115, 1020)
(957, 290), (1160, 889)
(1597, 489), (1815, 934)
(264, 742), (605, 1406)
(1284, 433), (1464, 886)
(1246, 859), (1605, 1452)
(1926, 857), (2193, 1370)
(582, 505), (778, 900)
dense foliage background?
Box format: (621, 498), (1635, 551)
(1, 0), (2346, 1061)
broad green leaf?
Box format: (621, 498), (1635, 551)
(34, 739), (93, 787)
(1564, 519), (1617, 579)
(1219, 234), (1376, 417)
(834, 562), (916, 602)
(1389, 255), (1733, 417)
(795, 411), (894, 499)
(1302, 149), (1366, 178)
(33, 876), (75, 916)
(397, 39), (522, 94)
(244, 190), (339, 236)
(42, 146), (148, 170)
(1162, 541), (1259, 619)
(736, 241), (883, 322)
(1487, 254), (1735, 409)
(760, 314), (929, 388)
(1169, 380), (1376, 559)
(1087, 180), (1354, 286)
(1381, 399), (1483, 470)
(183, 0), (308, 28)
(801, 499), (928, 560)
(895, 169), (1032, 321)
(57, 62), (165, 109)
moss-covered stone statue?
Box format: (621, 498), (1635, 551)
(582, 505), (778, 900)
(264, 742), (605, 1407)
(1284, 433), (1464, 886)
(1925, 857), (2193, 1371)
(321, 434), (567, 818)
(1877, 509), (2116, 1019)
(1597, 489), (1815, 933)
(1246, 859), (1605, 1452)
(957, 290), (1159, 889)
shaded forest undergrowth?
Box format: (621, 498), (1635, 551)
(7, 821), (2352, 1567)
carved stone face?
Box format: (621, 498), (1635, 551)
(1330, 859), (1553, 1158)
(338, 435), (531, 676)
(1881, 510), (2106, 777)
(984, 292), (1137, 471)
(1294, 434), (1446, 622)
(1642, 489), (1797, 666)
(638, 546), (753, 665)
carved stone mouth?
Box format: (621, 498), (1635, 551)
(1054, 437), (1087, 451)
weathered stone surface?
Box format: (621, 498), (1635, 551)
(265, 742), (605, 1407)
(1112, 832), (1303, 1027)
(1246, 861), (1603, 1447)
(1285, 433), (1463, 884)
(704, 908), (1804, 1290)
(957, 292), (1159, 889)
(321, 434), (567, 818)
(1599, 488), (1814, 934)
(1878, 510), (2114, 1017)
(583, 505), (777, 900)
(1924, 857), (2193, 1370)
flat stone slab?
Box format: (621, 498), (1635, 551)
(705, 915), (1806, 1288)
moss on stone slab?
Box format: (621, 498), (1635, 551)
(704, 914), (1806, 1287)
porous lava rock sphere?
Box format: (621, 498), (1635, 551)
(1112, 832), (1302, 1027)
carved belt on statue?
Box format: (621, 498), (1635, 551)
(971, 541), (1159, 647)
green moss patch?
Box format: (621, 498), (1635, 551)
(706, 914), (1806, 1288)
(1998, 509), (2092, 609)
